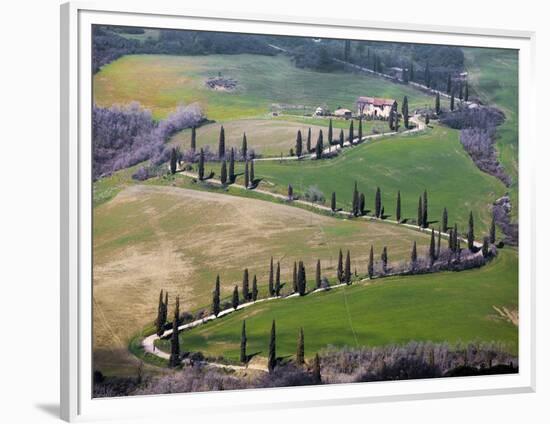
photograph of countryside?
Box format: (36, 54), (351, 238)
(92, 25), (519, 397)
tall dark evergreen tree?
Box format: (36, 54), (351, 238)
(169, 296), (180, 367)
(315, 259), (321, 289)
(331, 191), (337, 212)
(297, 261), (307, 296)
(447, 73), (452, 94)
(212, 275), (221, 316)
(288, 184), (293, 201)
(315, 130), (324, 159)
(348, 120), (354, 145)
(411, 241), (418, 269)
(170, 147), (177, 175)
(268, 257), (274, 296)
(292, 261), (298, 293)
(339, 129), (344, 148)
(490, 214), (496, 244)
(337, 249), (344, 283)
(232, 285), (239, 310)
(368, 245), (374, 278)
(450, 91), (455, 111)
(220, 160), (227, 185)
(442, 207), (449, 233)
(352, 181), (359, 216)
(241, 133), (248, 160)
(459, 82), (464, 100)
(198, 148), (205, 180)
(435, 92), (441, 115)
(467, 211), (475, 251)
(425, 114), (430, 125)
(402, 96), (409, 129)
(275, 261), (281, 296)
(268, 320), (277, 373)
(312, 353), (322, 383)
(328, 119), (333, 144)
(429, 229), (436, 266)
(453, 223), (459, 253)
(229, 148), (235, 183)
(422, 190), (428, 228)
(250, 160), (255, 186)
(240, 320), (247, 363)
(190, 126), (196, 152)
(244, 160), (250, 188)
(344, 250), (351, 284)
(218, 126), (225, 159)
(358, 118), (363, 143)
(375, 187), (382, 218)
(307, 128), (312, 152)
(296, 130), (303, 157)
(242, 268), (250, 301)
(409, 61), (414, 81)
(296, 327), (305, 366)
(381, 246), (388, 274)
(482, 236), (490, 258)
(464, 81), (469, 102)
(155, 289), (166, 337)
(417, 196), (423, 227)
(437, 226), (442, 259)
(359, 193), (366, 216)
(396, 190), (402, 223)
(252, 275), (258, 301)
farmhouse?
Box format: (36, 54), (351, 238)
(333, 108), (352, 119)
(356, 96), (396, 119)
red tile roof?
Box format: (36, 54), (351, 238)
(357, 96), (396, 107)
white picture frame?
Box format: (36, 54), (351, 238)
(60, 1), (536, 421)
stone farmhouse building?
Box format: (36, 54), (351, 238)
(356, 96), (396, 119)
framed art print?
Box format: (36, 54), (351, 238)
(61, 2), (536, 421)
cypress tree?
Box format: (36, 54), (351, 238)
(339, 129), (344, 148)
(465, 81), (469, 102)
(268, 320), (277, 373)
(435, 92), (441, 115)
(288, 184), (293, 201)
(297, 261), (307, 296)
(467, 211), (475, 251)
(417, 196), (422, 227)
(252, 275), (258, 301)
(359, 193), (366, 216)
(409, 60), (414, 81)
(429, 229), (436, 266)
(241, 133), (248, 160)
(394, 108), (400, 132)
(307, 128), (312, 152)
(232, 285), (239, 310)
(450, 91), (455, 111)
(381, 246), (388, 274)
(164, 291), (168, 326)
(425, 114), (430, 125)
(212, 275), (221, 317)
(244, 160), (250, 188)
(296, 130), (303, 157)
(312, 353), (322, 383)
(368, 245), (374, 278)
(396, 190), (402, 223)
(453, 223), (459, 253)
(328, 119), (333, 144)
(229, 148), (235, 183)
(275, 262), (281, 296)
(296, 327), (305, 366)
(240, 320), (247, 363)
(482, 236), (490, 258)
(442, 207), (449, 233)
(315, 259), (321, 289)
(337, 249), (344, 283)
(352, 181), (359, 216)
(411, 241), (418, 269)
(447, 73), (452, 94)
(155, 289), (166, 337)
(292, 261), (298, 293)
(250, 160), (255, 186)
(358, 118), (363, 143)
(242, 268), (250, 301)
(402, 96), (409, 129)
(490, 214), (496, 244)
(348, 120), (354, 145)
(459, 82), (464, 100)
(437, 226), (442, 259)
(190, 126), (196, 152)
(344, 250), (351, 284)
(268, 257), (274, 296)
(218, 125), (225, 159)
(198, 148), (205, 180)
(331, 191), (336, 212)
(448, 228), (454, 250)
(169, 296), (180, 367)
(315, 130), (324, 159)
(375, 187), (382, 218)
(220, 160), (227, 185)
(422, 190), (428, 228)
(170, 147), (177, 175)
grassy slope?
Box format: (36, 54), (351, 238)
(463, 48), (519, 219)
(162, 249), (518, 361)
(223, 125), (507, 234)
(93, 54), (434, 121)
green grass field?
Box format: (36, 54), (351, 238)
(93, 54), (435, 121)
(158, 248), (517, 361)
(219, 124), (507, 235)
(463, 48), (519, 219)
